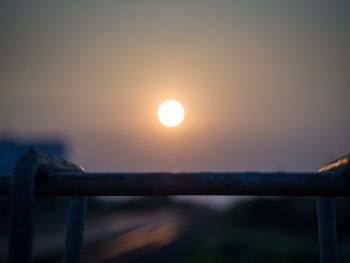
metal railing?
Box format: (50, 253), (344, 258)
(1, 148), (349, 263)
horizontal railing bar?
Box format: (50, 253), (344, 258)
(0, 171), (349, 196)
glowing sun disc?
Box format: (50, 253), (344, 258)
(158, 100), (185, 127)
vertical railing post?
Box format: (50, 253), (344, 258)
(63, 193), (87, 263)
(316, 197), (339, 263)
(9, 149), (39, 263)
(316, 154), (349, 263)
(62, 167), (87, 263)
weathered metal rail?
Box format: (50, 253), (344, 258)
(2, 149), (349, 263)
(0, 171), (348, 196)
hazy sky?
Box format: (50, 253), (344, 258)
(1, 1), (349, 173)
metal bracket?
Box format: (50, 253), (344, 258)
(8, 148), (87, 263)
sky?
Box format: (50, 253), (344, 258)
(1, 0), (350, 174)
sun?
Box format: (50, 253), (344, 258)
(157, 100), (185, 127)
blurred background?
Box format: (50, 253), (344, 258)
(1, 0), (350, 262)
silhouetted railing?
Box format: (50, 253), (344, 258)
(1, 148), (349, 263)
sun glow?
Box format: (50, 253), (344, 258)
(158, 100), (185, 127)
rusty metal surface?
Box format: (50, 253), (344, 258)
(318, 153), (350, 174)
(33, 148), (85, 174)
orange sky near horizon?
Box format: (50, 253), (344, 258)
(1, 1), (349, 173)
